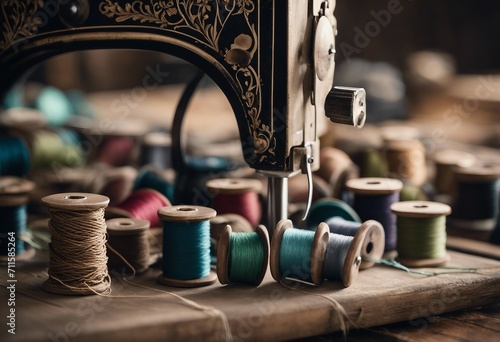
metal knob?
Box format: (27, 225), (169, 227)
(324, 86), (366, 128)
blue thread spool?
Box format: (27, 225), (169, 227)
(157, 205), (217, 288)
(0, 177), (35, 262)
(270, 219), (329, 286)
(346, 177), (403, 253)
(324, 217), (385, 270)
(217, 224), (269, 286)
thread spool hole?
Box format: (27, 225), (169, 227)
(366, 181), (381, 185)
(413, 205), (428, 209)
(177, 207), (198, 212)
(119, 221), (133, 226)
(65, 195), (87, 200)
(366, 241), (373, 254)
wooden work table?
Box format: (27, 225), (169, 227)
(1, 248), (500, 341)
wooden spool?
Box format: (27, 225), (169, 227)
(210, 213), (253, 254)
(0, 177), (36, 262)
(0, 107), (46, 131)
(206, 178), (262, 226)
(157, 205), (217, 288)
(334, 222), (369, 287)
(346, 177), (403, 195)
(270, 219), (329, 286)
(356, 220), (385, 270)
(385, 139), (427, 187)
(216, 224), (269, 286)
(449, 164), (500, 231)
(433, 149), (476, 197)
(106, 218), (151, 274)
(391, 201), (452, 267)
(41, 192), (110, 295)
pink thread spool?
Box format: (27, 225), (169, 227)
(206, 178), (262, 227)
(107, 189), (170, 228)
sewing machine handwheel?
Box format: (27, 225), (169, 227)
(314, 16), (335, 81)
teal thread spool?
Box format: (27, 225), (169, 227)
(217, 225), (269, 286)
(157, 205), (217, 288)
(134, 169), (175, 204)
(391, 201), (452, 267)
(0, 136), (31, 177)
(0, 177), (36, 262)
(307, 198), (361, 230)
(270, 219), (329, 286)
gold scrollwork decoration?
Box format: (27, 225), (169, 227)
(100, 0), (275, 163)
(0, 0), (44, 53)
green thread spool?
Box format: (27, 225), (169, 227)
(270, 219), (329, 286)
(391, 201), (452, 267)
(157, 205), (217, 288)
(31, 130), (84, 170)
(217, 225), (269, 286)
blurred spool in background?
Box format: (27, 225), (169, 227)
(206, 178), (262, 228)
(107, 188), (171, 228)
(448, 165), (500, 240)
(139, 131), (172, 170)
(385, 139), (427, 188)
(433, 149), (476, 200)
(0, 177), (36, 262)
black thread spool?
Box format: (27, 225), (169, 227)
(0, 177), (36, 262)
(449, 165), (500, 240)
(106, 218), (152, 274)
(139, 131), (172, 170)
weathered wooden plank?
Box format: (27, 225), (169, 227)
(447, 236), (500, 261)
(1, 251), (500, 341)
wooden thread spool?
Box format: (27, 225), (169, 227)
(270, 219), (329, 286)
(391, 201), (452, 267)
(206, 178), (262, 227)
(0, 107), (47, 131)
(315, 147), (359, 199)
(210, 214), (253, 256)
(0, 177), (36, 262)
(157, 205), (217, 288)
(433, 149), (476, 198)
(346, 177), (403, 253)
(41, 193), (110, 295)
(385, 139), (427, 187)
(449, 165), (500, 232)
(106, 218), (151, 274)
(217, 224), (269, 286)
(323, 218), (385, 271)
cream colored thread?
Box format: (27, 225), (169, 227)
(280, 281), (351, 335)
(47, 207), (111, 294)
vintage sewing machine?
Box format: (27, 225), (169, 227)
(0, 0), (366, 230)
